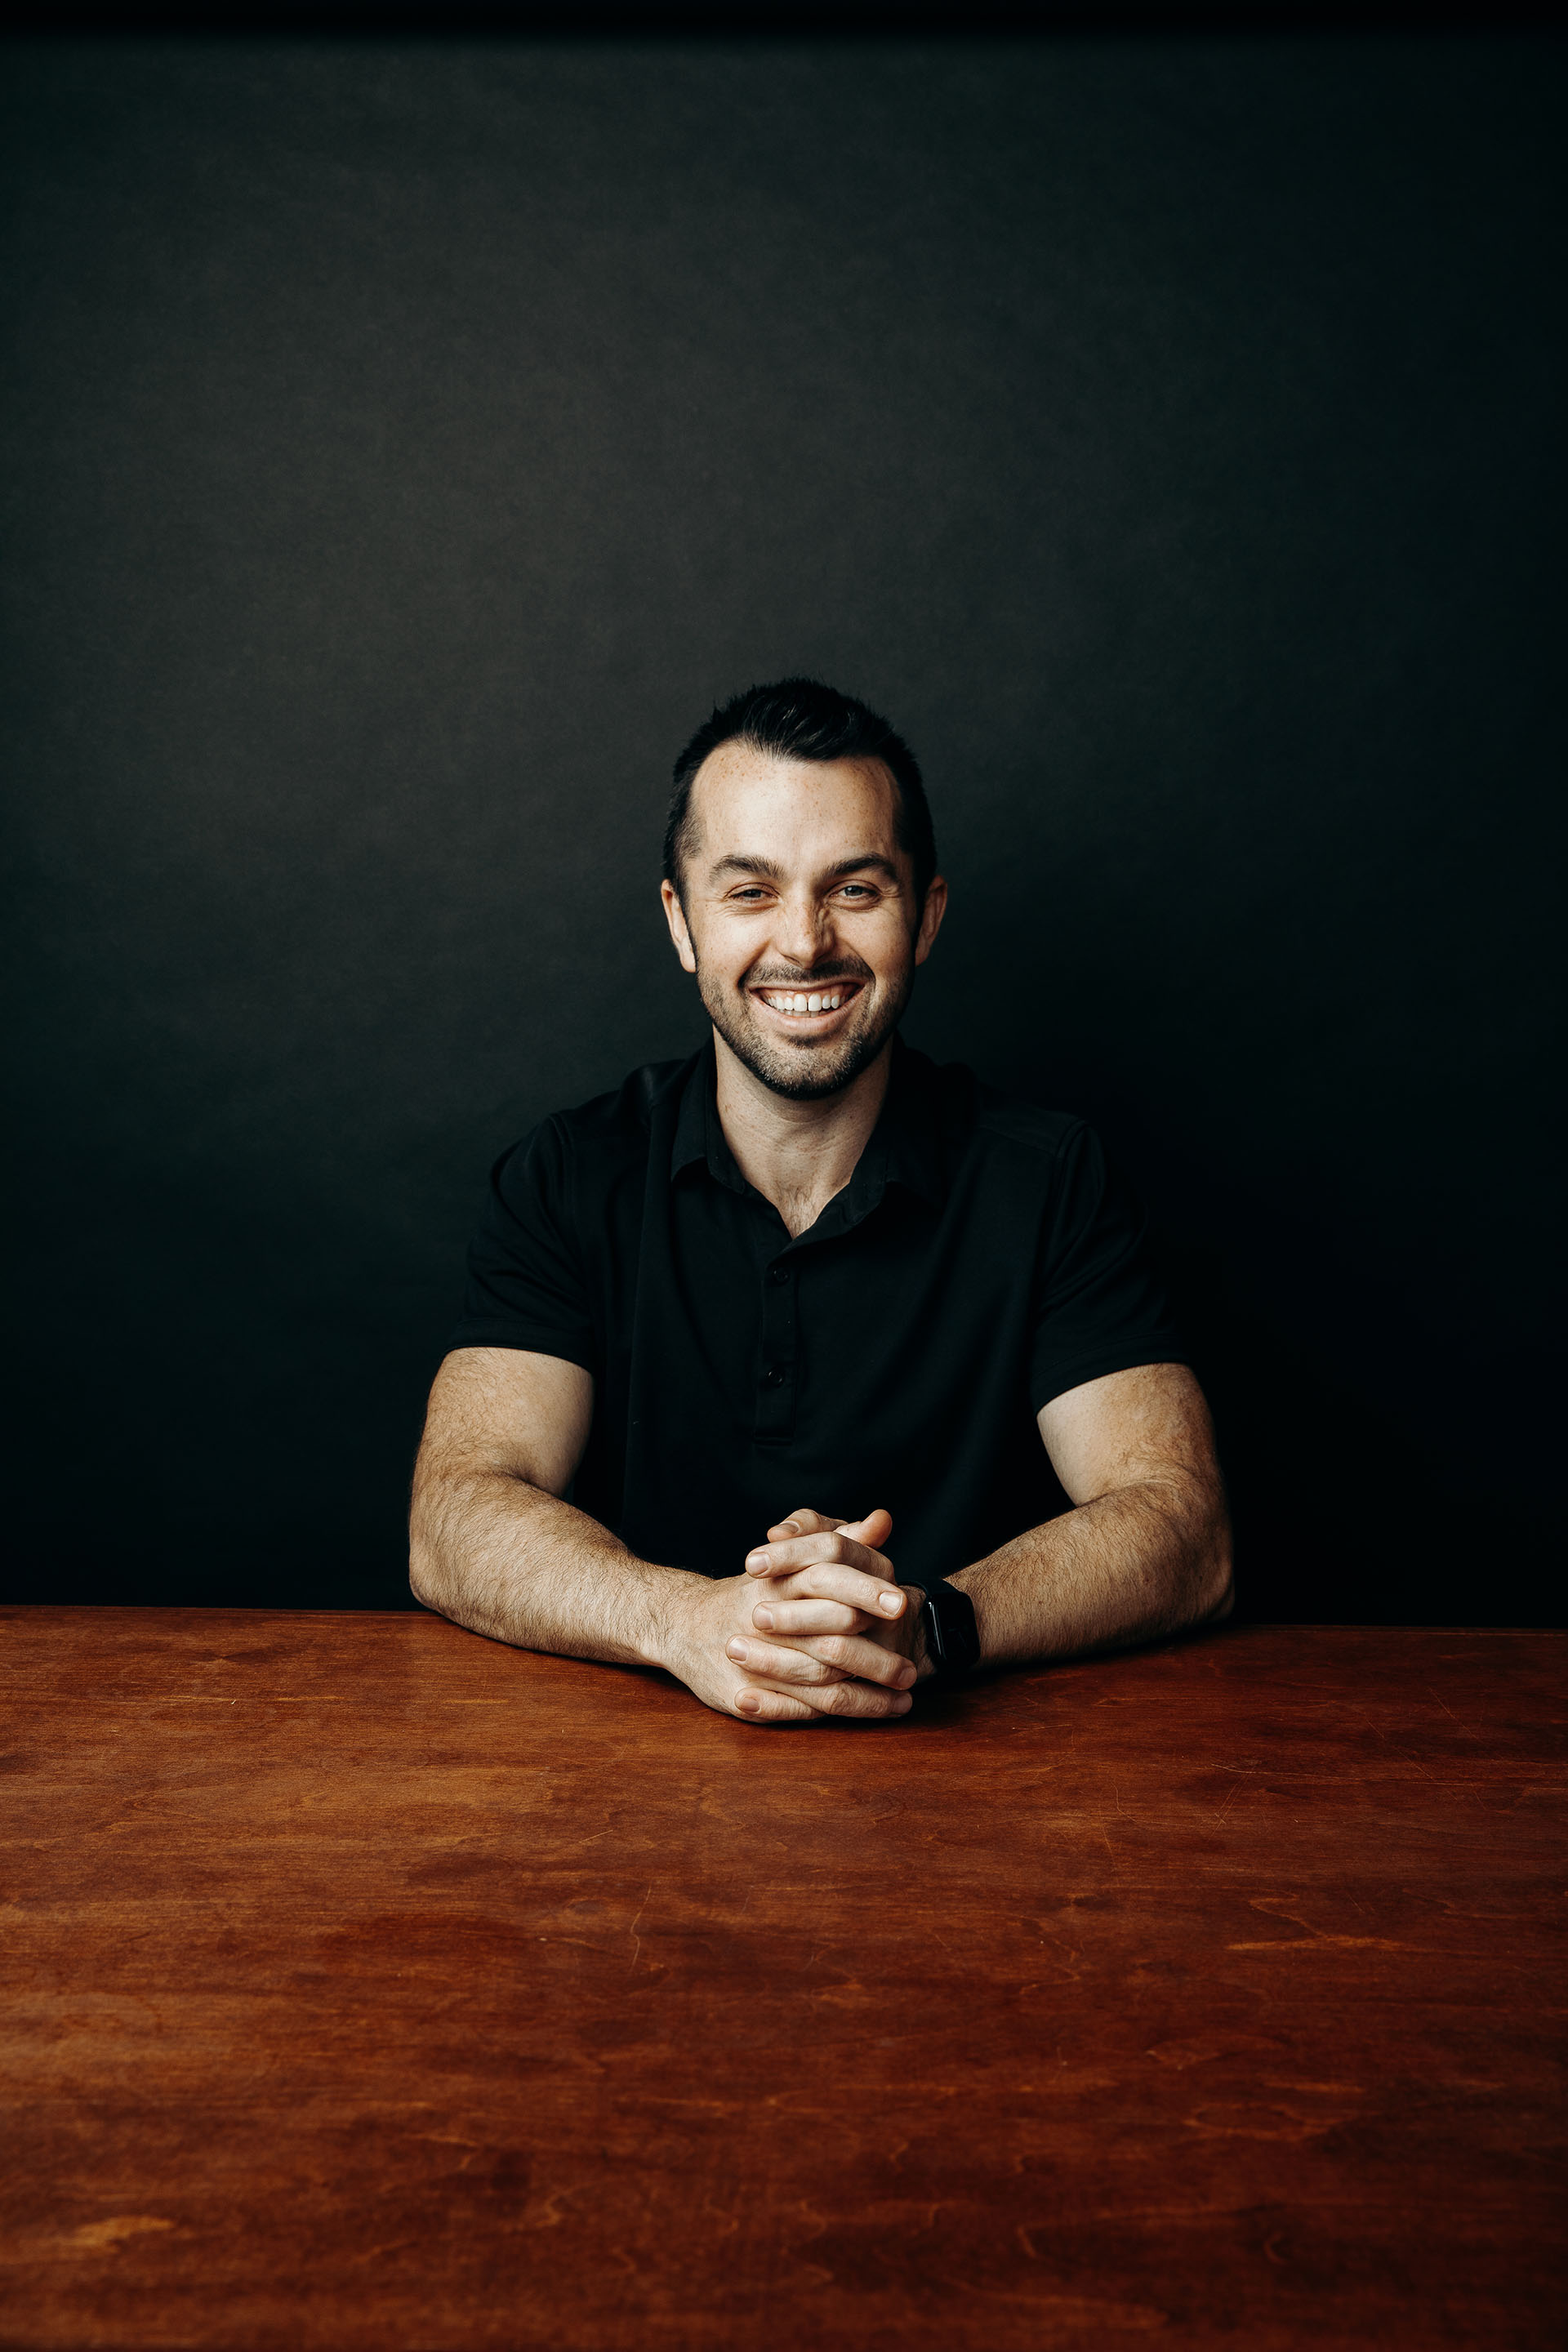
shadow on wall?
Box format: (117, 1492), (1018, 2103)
(1152, 1234), (1550, 1630)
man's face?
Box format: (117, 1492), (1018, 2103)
(660, 742), (947, 1101)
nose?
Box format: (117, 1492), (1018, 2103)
(775, 888), (833, 969)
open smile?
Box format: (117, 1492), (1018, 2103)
(750, 981), (865, 1024)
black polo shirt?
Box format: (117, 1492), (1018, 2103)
(449, 1039), (1185, 1593)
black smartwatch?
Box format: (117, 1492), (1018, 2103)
(919, 1579), (981, 1691)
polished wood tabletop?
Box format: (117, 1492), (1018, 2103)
(2, 1609), (1563, 2350)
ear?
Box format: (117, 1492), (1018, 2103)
(913, 873), (948, 966)
(661, 878), (699, 975)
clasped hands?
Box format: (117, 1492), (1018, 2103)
(668, 1507), (929, 1725)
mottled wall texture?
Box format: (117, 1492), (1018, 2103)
(4, 35), (1561, 1619)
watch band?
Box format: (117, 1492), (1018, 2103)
(920, 1579), (981, 1690)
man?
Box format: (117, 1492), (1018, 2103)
(410, 679), (1232, 1722)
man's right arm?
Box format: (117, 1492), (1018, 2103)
(409, 1345), (679, 1665)
(408, 1347), (915, 1722)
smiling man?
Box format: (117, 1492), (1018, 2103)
(410, 679), (1232, 1720)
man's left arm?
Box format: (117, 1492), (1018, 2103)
(733, 1363), (1232, 1689)
(950, 1361), (1232, 1671)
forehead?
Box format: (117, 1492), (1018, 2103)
(688, 742), (901, 868)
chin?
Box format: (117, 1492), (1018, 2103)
(750, 1057), (874, 1102)
(712, 1002), (901, 1102)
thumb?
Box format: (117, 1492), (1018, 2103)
(839, 1508), (893, 1552)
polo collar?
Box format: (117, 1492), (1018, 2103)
(670, 1045), (719, 1183)
(876, 1035), (946, 1209)
(670, 1035), (945, 1219)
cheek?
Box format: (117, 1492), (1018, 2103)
(858, 921), (917, 980)
(693, 938), (757, 996)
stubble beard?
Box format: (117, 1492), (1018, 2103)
(698, 959), (914, 1102)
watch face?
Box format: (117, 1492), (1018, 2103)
(929, 1584), (979, 1680)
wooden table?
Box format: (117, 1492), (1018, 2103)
(2, 1610), (1563, 2349)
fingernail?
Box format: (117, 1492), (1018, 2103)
(898, 1663), (917, 1686)
(744, 1551), (768, 1573)
(892, 1692), (913, 1713)
(726, 1638), (748, 1661)
(879, 1591), (902, 1615)
(737, 1691), (760, 1714)
(778, 1520), (800, 1534)
(753, 1606), (775, 1630)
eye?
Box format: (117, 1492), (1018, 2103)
(837, 883), (875, 900)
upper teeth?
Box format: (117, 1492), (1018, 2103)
(764, 990), (844, 1014)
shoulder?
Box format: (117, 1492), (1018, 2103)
(495, 1054), (698, 1191)
(540, 1054), (697, 1151)
(904, 1047), (1090, 1180)
(970, 1080), (1089, 1168)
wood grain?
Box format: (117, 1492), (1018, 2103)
(2, 1610), (1563, 2349)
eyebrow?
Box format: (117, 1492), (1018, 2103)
(708, 853), (902, 885)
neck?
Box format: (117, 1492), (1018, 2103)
(713, 1032), (893, 1239)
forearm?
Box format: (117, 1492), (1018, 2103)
(409, 1468), (702, 1668)
(951, 1476), (1232, 1671)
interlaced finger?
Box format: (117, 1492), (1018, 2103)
(726, 1633), (915, 1691)
(730, 1683), (817, 1723)
(746, 1530), (889, 1581)
(758, 1561), (907, 1620)
(751, 1595), (867, 1637)
(764, 1508), (848, 1541)
(736, 1674), (911, 1722)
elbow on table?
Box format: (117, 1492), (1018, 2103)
(406, 1455), (478, 1616)
(1196, 1521), (1236, 1628)
(408, 1539), (442, 1614)
(407, 1497), (453, 1615)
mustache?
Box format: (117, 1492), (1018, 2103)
(745, 959), (871, 987)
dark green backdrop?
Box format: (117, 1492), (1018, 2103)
(4, 33), (1562, 1619)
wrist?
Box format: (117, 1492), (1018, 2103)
(637, 1565), (710, 1673)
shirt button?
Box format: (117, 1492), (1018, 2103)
(762, 1365), (786, 1388)
(770, 1263), (790, 1284)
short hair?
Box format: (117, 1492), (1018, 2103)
(662, 677), (938, 906)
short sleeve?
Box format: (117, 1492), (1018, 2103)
(447, 1118), (599, 1374)
(1027, 1123), (1186, 1411)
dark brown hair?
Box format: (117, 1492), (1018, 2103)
(663, 676), (938, 906)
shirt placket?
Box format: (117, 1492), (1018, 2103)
(754, 1252), (797, 1445)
